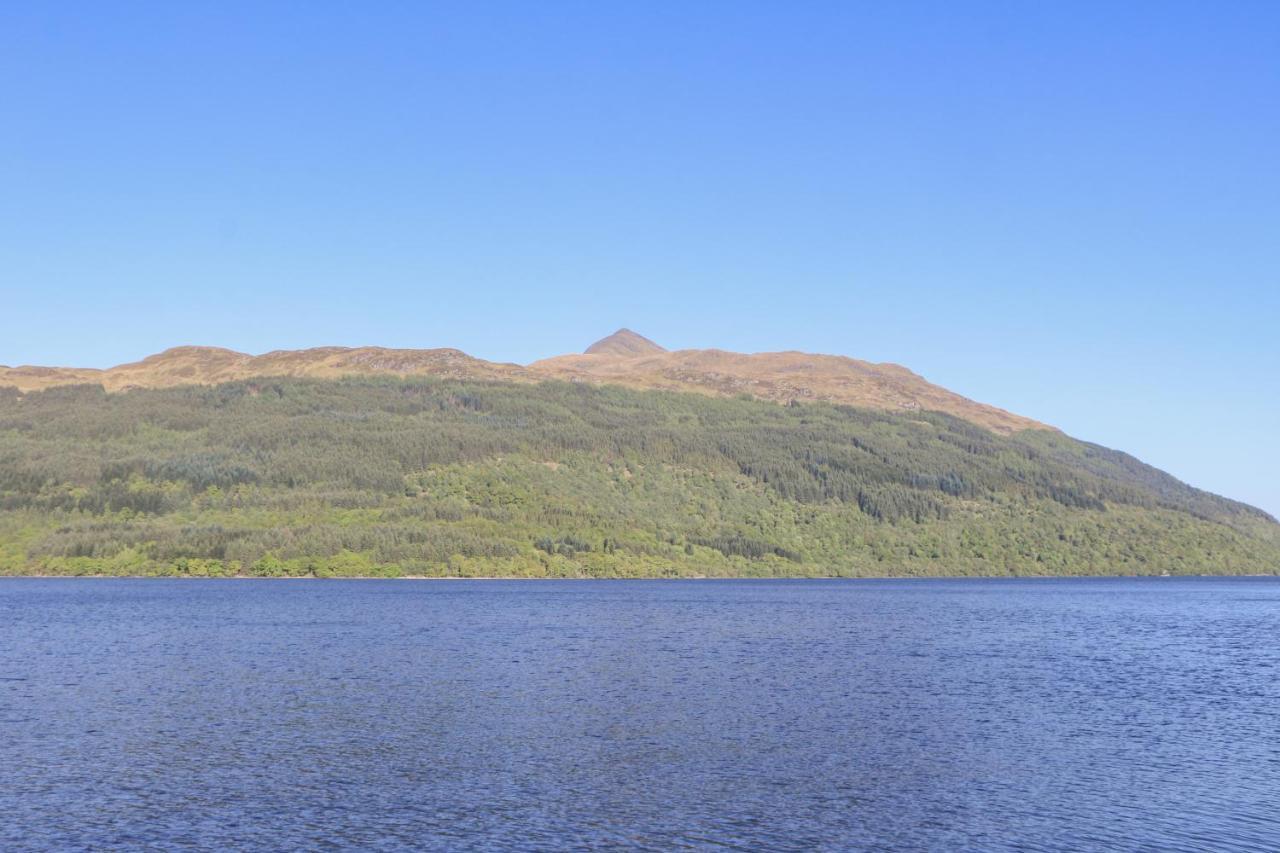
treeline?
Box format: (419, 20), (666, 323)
(0, 377), (1276, 577)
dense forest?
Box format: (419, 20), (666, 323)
(0, 378), (1276, 577)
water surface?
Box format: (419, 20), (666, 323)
(2, 578), (1278, 850)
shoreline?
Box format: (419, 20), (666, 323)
(2, 572), (1276, 581)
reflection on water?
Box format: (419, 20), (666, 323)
(2, 577), (1278, 850)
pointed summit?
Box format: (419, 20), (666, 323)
(584, 328), (666, 357)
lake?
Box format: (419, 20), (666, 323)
(2, 577), (1278, 850)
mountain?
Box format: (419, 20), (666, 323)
(583, 328), (667, 356)
(0, 331), (1040, 434)
(0, 358), (1277, 578)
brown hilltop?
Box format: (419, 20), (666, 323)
(533, 335), (1044, 434)
(1, 331), (1048, 434)
(0, 346), (527, 393)
(584, 328), (666, 357)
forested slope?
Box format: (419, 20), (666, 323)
(0, 378), (1276, 577)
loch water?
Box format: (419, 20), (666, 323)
(2, 577), (1278, 851)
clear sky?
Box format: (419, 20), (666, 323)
(2, 2), (1277, 515)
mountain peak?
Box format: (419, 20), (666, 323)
(584, 329), (666, 357)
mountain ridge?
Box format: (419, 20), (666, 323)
(0, 331), (1045, 434)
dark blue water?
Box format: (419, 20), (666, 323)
(2, 578), (1278, 851)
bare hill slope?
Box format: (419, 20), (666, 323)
(2, 331), (1044, 433)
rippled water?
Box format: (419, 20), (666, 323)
(2, 578), (1278, 850)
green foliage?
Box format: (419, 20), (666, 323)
(0, 377), (1276, 577)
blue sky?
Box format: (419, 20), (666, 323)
(2, 2), (1277, 515)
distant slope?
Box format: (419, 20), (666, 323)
(0, 346), (529, 392)
(584, 328), (667, 356)
(0, 331), (1045, 434)
(0, 378), (1275, 578)
(533, 346), (1043, 434)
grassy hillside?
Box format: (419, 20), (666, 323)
(0, 378), (1276, 577)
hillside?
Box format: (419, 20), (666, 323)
(0, 345), (529, 392)
(1, 331), (1043, 434)
(0, 377), (1275, 578)
(532, 345), (1042, 434)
